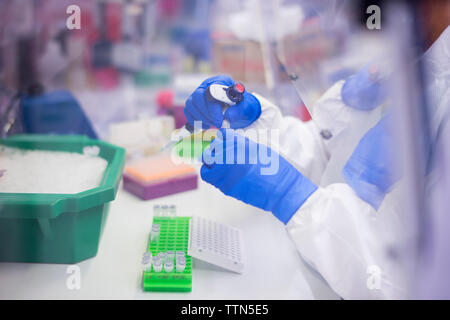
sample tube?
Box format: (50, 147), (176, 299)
(158, 252), (167, 261)
(169, 205), (176, 218)
(151, 224), (160, 242)
(152, 256), (162, 272)
(176, 256), (186, 273)
(153, 204), (161, 217)
(166, 250), (175, 261)
(161, 205), (169, 217)
(164, 260), (174, 273)
(142, 252), (152, 271)
(176, 251), (185, 258)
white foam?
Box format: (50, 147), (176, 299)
(0, 146), (108, 194)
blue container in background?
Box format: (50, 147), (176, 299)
(21, 90), (97, 139)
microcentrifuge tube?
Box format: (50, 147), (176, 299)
(176, 251), (185, 258)
(142, 252), (152, 271)
(176, 256), (186, 273)
(166, 250), (175, 261)
(164, 260), (174, 273)
(152, 256), (162, 272)
(161, 205), (169, 217)
(169, 205), (176, 217)
(153, 204), (161, 217)
(151, 224), (160, 242)
(158, 252), (167, 261)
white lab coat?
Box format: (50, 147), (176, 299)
(242, 26), (450, 299)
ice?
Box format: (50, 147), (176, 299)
(0, 146), (108, 194)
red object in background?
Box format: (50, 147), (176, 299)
(296, 103), (312, 122)
(72, 2), (121, 44)
(158, 0), (181, 18)
(155, 89), (186, 129)
(105, 2), (122, 42)
(73, 9), (99, 45)
(156, 89), (175, 109)
(92, 68), (119, 90)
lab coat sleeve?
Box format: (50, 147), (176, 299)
(286, 184), (408, 299)
(242, 80), (374, 185)
(241, 93), (330, 184)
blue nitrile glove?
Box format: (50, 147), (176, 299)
(341, 65), (387, 110)
(201, 128), (317, 224)
(184, 75), (261, 130)
(342, 113), (401, 210)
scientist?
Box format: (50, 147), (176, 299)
(184, 24), (450, 299)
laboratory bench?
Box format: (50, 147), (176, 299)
(0, 174), (339, 300)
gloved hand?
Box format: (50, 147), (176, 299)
(184, 75), (261, 130)
(341, 65), (387, 110)
(201, 128), (317, 224)
(342, 113), (401, 210)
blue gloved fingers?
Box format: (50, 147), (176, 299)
(208, 101), (226, 128)
(201, 162), (221, 185)
(200, 128), (318, 224)
(184, 102), (211, 130)
(200, 142), (228, 185)
(210, 129), (257, 191)
(191, 88), (224, 128)
(201, 151), (252, 195)
(224, 92), (262, 129)
(184, 75), (233, 129)
(201, 129), (244, 186)
(185, 75), (261, 130)
(341, 65), (388, 111)
(201, 137), (221, 169)
(199, 75), (234, 89)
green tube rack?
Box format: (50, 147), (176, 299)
(142, 216), (192, 292)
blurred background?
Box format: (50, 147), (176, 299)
(0, 0), (449, 299)
(0, 0), (389, 144)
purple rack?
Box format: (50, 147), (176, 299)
(123, 172), (198, 200)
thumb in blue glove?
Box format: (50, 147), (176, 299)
(341, 65), (388, 111)
(201, 128), (317, 224)
(224, 91), (261, 129)
(184, 75), (261, 130)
